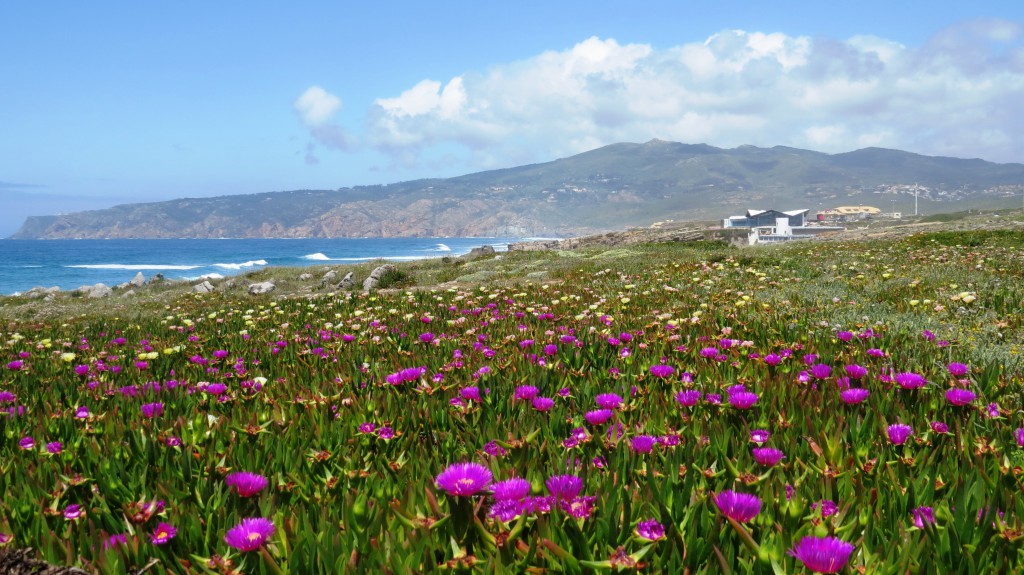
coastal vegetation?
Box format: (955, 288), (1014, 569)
(2, 220), (1024, 573)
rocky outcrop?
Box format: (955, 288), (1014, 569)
(337, 272), (355, 290)
(248, 281), (276, 296)
(363, 265), (397, 291)
(193, 280), (215, 294)
(463, 245), (496, 258)
(20, 286), (60, 299)
(75, 283), (112, 299)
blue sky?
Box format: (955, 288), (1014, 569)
(2, 1), (1023, 236)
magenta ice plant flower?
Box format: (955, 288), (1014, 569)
(947, 362), (969, 377)
(226, 471), (269, 497)
(436, 463), (493, 497)
(788, 536), (855, 573)
(649, 364), (674, 378)
(585, 409), (614, 425)
(895, 372), (927, 390)
(675, 390), (702, 407)
(840, 388), (870, 404)
(484, 440), (507, 457)
(636, 518), (665, 541)
(752, 447), (785, 467)
(945, 388), (975, 406)
(911, 506), (936, 528)
(630, 435), (658, 454)
(887, 424), (913, 445)
(64, 504), (84, 520)
(844, 364), (867, 379)
(713, 491), (762, 523)
(810, 364), (832, 379)
(931, 421), (950, 434)
(728, 390), (758, 409)
(812, 499), (839, 518)
(224, 517), (275, 552)
(560, 496), (597, 519)
(491, 478), (532, 501)
(141, 402), (164, 418)
(750, 429), (770, 443)
(546, 474), (583, 501)
(149, 522), (177, 545)
(532, 396), (555, 411)
(595, 393), (623, 410)
(1014, 428), (1024, 447)
(514, 385), (539, 401)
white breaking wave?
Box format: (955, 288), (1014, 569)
(301, 253), (331, 261)
(435, 243), (451, 252)
(199, 273), (225, 279)
(67, 264), (201, 270)
(213, 260), (268, 270)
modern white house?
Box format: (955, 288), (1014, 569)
(722, 209), (810, 228)
(722, 208), (844, 245)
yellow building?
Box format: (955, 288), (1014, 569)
(817, 206), (881, 221)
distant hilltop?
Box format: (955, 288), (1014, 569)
(11, 140), (1024, 239)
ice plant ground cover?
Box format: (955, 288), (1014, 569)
(1, 229), (1024, 573)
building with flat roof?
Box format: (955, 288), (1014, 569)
(722, 209), (809, 228)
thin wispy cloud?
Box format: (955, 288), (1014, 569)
(297, 20), (1024, 172)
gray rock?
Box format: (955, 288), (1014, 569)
(337, 271), (355, 289)
(248, 281), (276, 295)
(129, 272), (146, 287)
(465, 245), (496, 258)
(321, 270), (338, 285)
(22, 286), (60, 299)
(150, 273), (165, 283)
(86, 283), (112, 299)
(43, 293), (56, 302)
(122, 289), (137, 298)
(363, 264), (397, 291)
(193, 280), (215, 294)
(298, 273), (313, 281)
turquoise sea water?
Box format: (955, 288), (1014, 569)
(0, 237), (522, 295)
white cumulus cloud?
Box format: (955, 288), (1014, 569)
(294, 85), (351, 157)
(294, 86), (341, 126)
(303, 20), (1024, 171)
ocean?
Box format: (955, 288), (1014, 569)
(0, 237), (523, 296)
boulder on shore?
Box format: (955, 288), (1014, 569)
(248, 281), (276, 296)
(337, 272), (355, 290)
(193, 280), (215, 294)
(75, 283), (112, 299)
(464, 245), (496, 258)
(363, 264), (397, 291)
(129, 272), (146, 287)
(21, 286), (60, 299)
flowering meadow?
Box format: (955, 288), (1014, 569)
(2, 229), (1024, 573)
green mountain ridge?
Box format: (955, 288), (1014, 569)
(11, 140), (1024, 239)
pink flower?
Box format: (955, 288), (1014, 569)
(149, 522), (177, 545)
